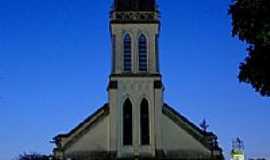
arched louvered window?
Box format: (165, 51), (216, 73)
(123, 99), (133, 145)
(139, 34), (147, 72)
(140, 99), (150, 145)
(124, 34), (132, 72)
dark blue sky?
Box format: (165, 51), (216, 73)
(0, 0), (269, 159)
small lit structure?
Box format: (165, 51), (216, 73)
(231, 138), (245, 160)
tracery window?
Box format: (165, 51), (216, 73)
(139, 34), (147, 72)
(124, 34), (132, 72)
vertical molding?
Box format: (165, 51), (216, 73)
(155, 34), (160, 73)
(109, 89), (118, 151)
(133, 31), (138, 73)
(154, 87), (163, 150)
(112, 35), (116, 73)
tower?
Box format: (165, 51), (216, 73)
(108, 0), (162, 157)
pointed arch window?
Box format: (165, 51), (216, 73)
(140, 99), (150, 145)
(139, 34), (147, 72)
(124, 34), (132, 72)
(123, 99), (133, 146)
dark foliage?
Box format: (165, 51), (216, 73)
(16, 153), (50, 160)
(229, 0), (270, 96)
(239, 45), (270, 96)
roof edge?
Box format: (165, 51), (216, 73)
(162, 103), (222, 153)
(53, 103), (109, 142)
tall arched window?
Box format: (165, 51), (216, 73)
(124, 34), (132, 72)
(123, 98), (133, 145)
(139, 34), (147, 72)
(140, 99), (150, 145)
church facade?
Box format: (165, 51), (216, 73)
(53, 0), (224, 160)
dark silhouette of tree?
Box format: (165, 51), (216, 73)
(228, 0), (270, 96)
(16, 153), (50, 160)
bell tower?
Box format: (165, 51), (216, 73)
(110, 0), (160, 74)
(108, 0), (163, 158)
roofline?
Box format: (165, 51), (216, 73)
(54, 103), (109, 140)
(110, 73), (161, 78)
(162, 103), (220, 151)
(110, 21), (160, 24)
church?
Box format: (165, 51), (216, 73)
(52, 0), (224, 159)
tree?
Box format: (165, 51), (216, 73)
(228, 0), (270, 96)
(16, 153), (50, 160)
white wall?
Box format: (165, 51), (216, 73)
(161, 113), (210, 154)
(65, 115), (109, 153)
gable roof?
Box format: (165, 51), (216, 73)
(53, 103), (109, 149)
(53, 102), (222, 158)
(162, 103), (219, 151)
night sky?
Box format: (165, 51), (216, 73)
(0, 0), (269, 160)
